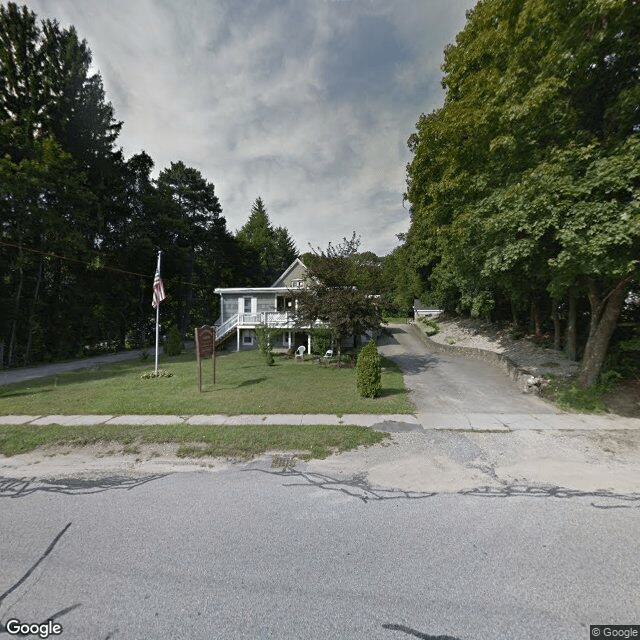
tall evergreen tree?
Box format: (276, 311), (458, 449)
(236, 197), (297, 284)
(155, 161), (226, 334)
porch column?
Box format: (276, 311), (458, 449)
(307, 333), (311, 355)
(237, 327), (240, 352)
(288, 331), (291, 349)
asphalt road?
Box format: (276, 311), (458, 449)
(1, 467), (638, 640)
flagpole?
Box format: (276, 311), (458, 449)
(155, 251), (162, 374)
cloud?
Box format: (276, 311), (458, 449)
(26, 0), (475, 255)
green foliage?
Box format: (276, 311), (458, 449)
(165, 327), (183, 356)
(543, 380), (608, 413)
(236, 197), (297, 285)
(420, 318), (439, 336)
(309, 327), (332, 356)
(294, 233), (384, 365)
(254, 324), (281, 364)
(356, 340), (382, 398)
(403, 0), (640, 384)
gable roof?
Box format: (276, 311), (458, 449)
(271, 257), (307, 287)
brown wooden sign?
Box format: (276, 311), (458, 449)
(197, 326), (214, 358)
(195, 325), (216, 392)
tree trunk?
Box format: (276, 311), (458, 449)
(531, 300), (543, 338)
(510, 299), (519, 326)
(8, 256), (25, 367)
(551, 298), (561, 351)
(24, 258), (44, 364)
(565, 287), (577, 361)
(577, 276), (633, 388)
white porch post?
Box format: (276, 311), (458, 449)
(220, 294), (224, 323)
(287, 331), (291, 348)
(307, 333), (311, 355)
(237, 327), (240, 352)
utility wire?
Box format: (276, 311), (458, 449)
(0, 240), (208, 290)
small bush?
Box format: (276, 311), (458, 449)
(254, 324), (281, 365)
(310, 327), (332, 356)
(356, 340), (382, 398)
(165, 327), (183, 356)
(420, 318), (439, 336)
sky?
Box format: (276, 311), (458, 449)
(27, 0), (477, 256)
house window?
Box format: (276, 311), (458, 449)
(292, 279), (304, 289)
(244, 297), (252, 313)
(243, 334), (253, 345)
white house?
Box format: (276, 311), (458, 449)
(214, 258), (316, 352)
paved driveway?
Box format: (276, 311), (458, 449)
(378, 324), (557, 420)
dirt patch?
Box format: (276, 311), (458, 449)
(0, 442), (232, 479)
(603, 378), (640, 418)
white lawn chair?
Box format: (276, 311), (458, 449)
(323, 349), (333, 364)
(294, 345), (306, 361)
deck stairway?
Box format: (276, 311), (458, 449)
(214, 312), (297, 345)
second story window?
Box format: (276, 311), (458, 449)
(244, 297), (252, 313)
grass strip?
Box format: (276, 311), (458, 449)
(0, 423), (389, 459)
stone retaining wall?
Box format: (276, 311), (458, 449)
(407, 322), (542, 394)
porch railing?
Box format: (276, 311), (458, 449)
(214, 312), (298, 341)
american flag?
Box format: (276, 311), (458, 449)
(152, 267), (166, 309)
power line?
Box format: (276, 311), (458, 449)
(0, 240), (207, 290)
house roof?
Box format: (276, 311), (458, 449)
(271, 257), (307, 287)
(214, 286), (291, 294)
(214, 258), (307, 295)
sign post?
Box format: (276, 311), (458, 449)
(195, 325), (216, 392)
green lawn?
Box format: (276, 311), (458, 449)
(0, 349), (412, 415)
(0, 423), (389, 459)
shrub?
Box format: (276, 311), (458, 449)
(165, 327), (183, 356)
(254, 324), (280, 364)
(356, 340), (382, 398)
(310, 327), (332, 356)
(420, 317), (439, 336)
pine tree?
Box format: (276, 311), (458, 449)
(236, 197), (297, 285)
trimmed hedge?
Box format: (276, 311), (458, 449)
(356, 340), (382, 398)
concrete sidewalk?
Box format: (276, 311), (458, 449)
(1, 412), (639, 430)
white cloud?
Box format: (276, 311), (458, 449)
(26, 0), (476, 255)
